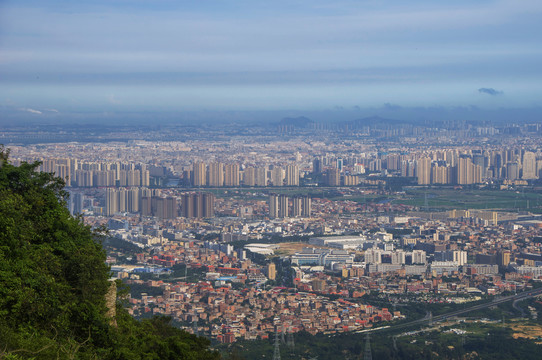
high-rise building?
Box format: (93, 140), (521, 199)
(69, 192), (85, 215)
(118, 188), (127, 212)
(365, 249), (382, 264)
(506, 162), (519, 180)
(431, 165), (452, 184)
(386, 154), (401, 171)
(207, 162), (224, 186)
(353, 163), (365, 175)
(343, 175), (359, 186)
(456, 157), (481, 185)
(292, 197), (302, 217)
(313, 157), (323, 174)
(522, 151), (537, 179)
(285, 164), (299, 186)
(141, 196), (153, 216)
(268, 194), (279, 218)
(106, 188), (119, 216)
(193, 162), (206, 187)
(181, 193), (195, 218)
(255, 166), (268, 186)
(76, 169), (93, 187)
(271, 167), (284, 186)
(93, 170), (116, 187)
(127, 187), (140, 213)
(118, 169), (141, 187)
(302, 196), (311, 217)
(326, 168), (340, 186)
(453, 250), (467, 266)
(279, 195), (289, 218)
(140, 166), (150, 187)
(266, 263), (276, 280)
(69, 158), (78, 186)
(416, 157), (431, 185)
(498, 251), (511, 267)
(243, 166), (255, 186)
(336, 158), (343, 172)
(224, 164), (240, 186)
(55, 163), (69, 184)
(412, 250), (426, 264)
(472, 154), (487, 179)
(391, 251), (406, 265)
(154, 197), (177, 219)
(182, 192), (214, 218)
(202, 193), (215, 218)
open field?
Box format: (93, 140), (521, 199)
(207, 185), (542, 213)
(396, 188), (542, 212)
(275, 242), (328, 256)
(509, 322), (542, 340)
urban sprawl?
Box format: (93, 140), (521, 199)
(5, 120), (542, 343)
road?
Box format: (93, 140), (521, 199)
(358, 287), (542, 334)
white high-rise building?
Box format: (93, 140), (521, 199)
(285, 164), (299, 186)
(279, 195), (289, 218)
(453, 250), (468, 266)
(412, 250), (427, 264)
(255, 167), (268, 186)
(365, 249), (382, 264)
(391, 251), (406, 265)
(243, 166), (255, 186)
(292, 197), (302, 217)
(522, 151), (537, 179)
(302, 196), (312, 217)
(271, 167), (284, 186)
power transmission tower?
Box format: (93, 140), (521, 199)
(424, 191), (429, 211)
(287, 327), (295, 349)
(273, 327), (281, 360)
(460, 321), (466, 351)
(364, 333), (372, 360)
(193, 318), (198, 336)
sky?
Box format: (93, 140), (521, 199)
(1, 0), (541, 120)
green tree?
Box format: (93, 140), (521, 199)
(0, 146), (219, 359)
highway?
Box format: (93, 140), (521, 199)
(357, 287), (542, 334)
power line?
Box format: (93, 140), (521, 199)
(272, 326), (281, 360)
(363, 333), (372, 360)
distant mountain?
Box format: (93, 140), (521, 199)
(279, 116), (315, 128)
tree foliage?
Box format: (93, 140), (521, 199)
(0, 146), (219, 359)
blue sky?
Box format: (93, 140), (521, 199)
(1, 0), (541, 117)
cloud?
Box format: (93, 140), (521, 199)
(108, 94), (121, 105)
(45, 108), (59, 112)
(478, 88), (503, 96)
(383, 103), (402, 110)
(21, 107), (42, 114)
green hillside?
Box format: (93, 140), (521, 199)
(0, 146), (218, 360)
